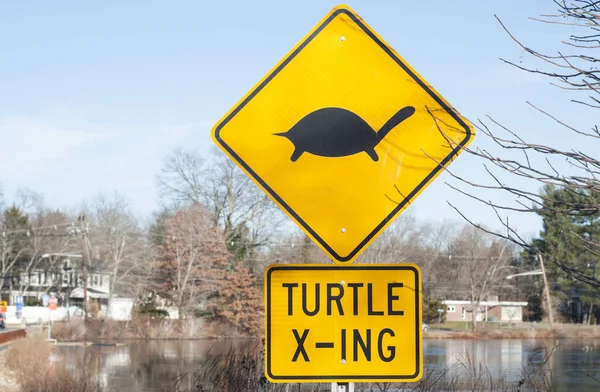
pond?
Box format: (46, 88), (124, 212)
(56, 339), (600, 391)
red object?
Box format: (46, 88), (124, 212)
(0, 329), (26, 344)
(49, 296), (58, 311)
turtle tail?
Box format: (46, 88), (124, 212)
(376, 106), (416, 144)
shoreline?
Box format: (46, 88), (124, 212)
(424, 327), (600, 340)
(48, 332), (600, 344)
(43, 319), (600, 343)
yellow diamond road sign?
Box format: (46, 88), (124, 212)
(265, 264), (422, 382)
(212, 5), (474, 263)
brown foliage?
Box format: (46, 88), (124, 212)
(219, 263), (263, 336)
(155, 203), (229, 316)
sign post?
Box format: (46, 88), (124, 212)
(46, 295), (58, 340)
(212, 3), (474, 387)
(16, 295), (23, 319)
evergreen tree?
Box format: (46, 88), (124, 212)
(0, 206), (31, 297)
(532, 185), (600, 323)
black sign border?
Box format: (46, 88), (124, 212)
(265, 264), (421, 381)
(213, 8), (473, 262)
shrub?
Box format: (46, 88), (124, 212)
(25, 297), (40, 306)
(423, 295), (447, 324)
(137, 305), (169, 318)
(50, 318), (87, 341)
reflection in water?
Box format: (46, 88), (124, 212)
(425, 339), (529, 377)
(424, 339), (600, 391)
(58, 339), (600, 391)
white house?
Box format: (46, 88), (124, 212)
(443, 300), (528, 323)
(1, 255), (134, 321)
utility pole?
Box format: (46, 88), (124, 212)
(587, 262), (596, 325)
(538, 254), (554, 328)
(79, 215), (88, 322)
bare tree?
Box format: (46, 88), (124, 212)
(88, 193), (151, 316)
(156, 147), (205, 205)
(443, 1), (600, 290)
(0, 198), (79, 303)
(14, 188), (45, 215)
(447, 226), (515, 330)
(16, 210), (79, 299)
(156, 147), (284, 261)
(259, 231), (329, 266)
(356, 212), (456, 267)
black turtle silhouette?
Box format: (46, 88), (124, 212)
(274, 106), (415, 162)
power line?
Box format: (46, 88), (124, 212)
(0, 221), (80, 237)
(1, 228), (526, 260)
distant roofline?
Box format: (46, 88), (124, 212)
(443, 300), (528, 307)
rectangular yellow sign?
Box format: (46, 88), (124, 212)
(264, 264), (422, 382)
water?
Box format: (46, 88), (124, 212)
(423, 340), (600, 391)
(57, 339), (600, 391)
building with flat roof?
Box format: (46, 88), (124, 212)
(443, 299), (528, 323)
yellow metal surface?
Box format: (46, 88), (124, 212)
(212, 5), (473, 263)
(264, 264), (422, 382)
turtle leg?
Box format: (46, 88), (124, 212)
(365, 149), (379, 162)
(290, 149), (304, 162)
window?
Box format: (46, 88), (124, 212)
(92, 275), (99, 287)
(447, 306), (456, 313)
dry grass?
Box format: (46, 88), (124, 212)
(4, 334), (103, 392)
(171, 341), (287, 392)
(50, 318), (87, 341)
(5, 334), (52, 388)
(169, 343), (559, 392)
(49, 317), (243, 342)
(424, 323), (600, 340)
(388, 346), (555, 392)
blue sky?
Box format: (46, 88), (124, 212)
(0, 0), (593, 238)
